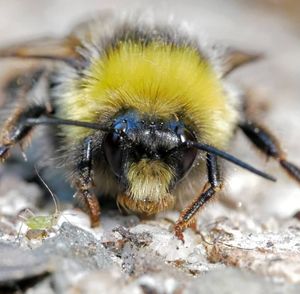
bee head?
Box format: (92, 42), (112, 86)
(102, 110), (197, 208)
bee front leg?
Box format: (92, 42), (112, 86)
(174, 153), (223, 242)
(239, 120), (300, 183)
(73, 137), (100, 228)
(0, 105), (50, 161)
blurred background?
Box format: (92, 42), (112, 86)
(0, 0), (299, 219)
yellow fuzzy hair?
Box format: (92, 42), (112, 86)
(127, 159), (174, 202)
(59, 41), (238, 148)
(116, 159), (175, 214)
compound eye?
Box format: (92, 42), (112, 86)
(177, 127), (196, 144)
(176, 127), (198, 178)
(103, 132), (123, 177)
(180, 146), (197, 177)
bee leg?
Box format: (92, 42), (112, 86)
(0, 105), (49, 161)
(174, 154), (223, 242)
(74, 137), (100, 228)
(239, 120), (300, 183)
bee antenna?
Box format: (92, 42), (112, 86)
(186, 141), (276, 182)
(26, 117), (110, 132)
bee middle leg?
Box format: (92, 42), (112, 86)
(239, 120), (300, 183)
(174, 153), (223, 242)
(73, 137), (100, 228)
(0, 104), (50, 160)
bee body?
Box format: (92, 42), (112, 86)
(1, 13), (299, 240)
(53, 18), (238, 213)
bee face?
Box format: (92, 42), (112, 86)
(102, 110), (197, 208)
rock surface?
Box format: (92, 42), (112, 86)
(1, 0), (300, 293)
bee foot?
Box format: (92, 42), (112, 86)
(174, 224), (185, 243)
(91, 218), (100, 228)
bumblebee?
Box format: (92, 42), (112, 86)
(0, 12), (300, 241)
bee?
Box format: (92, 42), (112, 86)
(0, 12), (300, 241)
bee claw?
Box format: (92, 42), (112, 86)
(174, 224), (185, 244)
(0, 145), (9, 160)
(91, 219), (100, 228)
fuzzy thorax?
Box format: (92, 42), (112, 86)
(59, 41), (239, 148)
(117, 159), (175, 214)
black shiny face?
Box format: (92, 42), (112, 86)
(103, 110), (197, 187)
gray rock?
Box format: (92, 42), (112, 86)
(39, 222), (113, 270)
(0, 242), (51, 285)
(0, 223), (114, 293)
(183, 268), (300, 294)
(37, 222), (114, 293)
